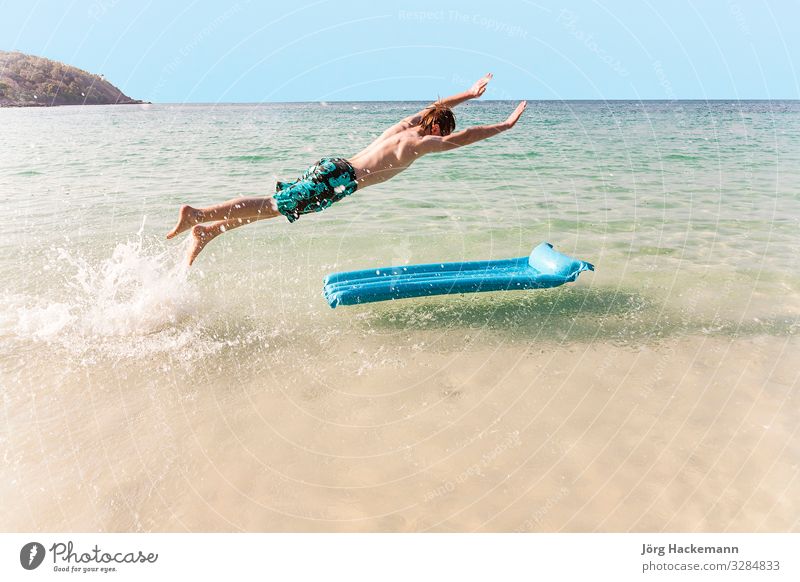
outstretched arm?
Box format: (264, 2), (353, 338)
(379, 74), (494, 139)
(433, 72), (493, 109)
(421, 101), (527, 152)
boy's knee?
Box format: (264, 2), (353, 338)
(264, 197), (279, 214)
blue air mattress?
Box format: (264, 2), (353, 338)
(323, 242), (594, 308)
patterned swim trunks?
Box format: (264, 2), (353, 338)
(274, 157), (358, 223)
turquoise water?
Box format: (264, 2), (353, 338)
(2, 101), (799, 347)
(1, 102), (798, 531)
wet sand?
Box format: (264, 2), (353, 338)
(2, 332), (797, 532)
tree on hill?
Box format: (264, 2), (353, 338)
(0, 50), (144, 106)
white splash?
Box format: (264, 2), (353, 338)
(3, 222), (201, 345)
(62, 244), (194, 337)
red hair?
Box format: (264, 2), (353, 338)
(420, 103), (456, 136)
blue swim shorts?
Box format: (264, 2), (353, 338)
(274, 157), (358, 223)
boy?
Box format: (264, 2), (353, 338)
(167, 73), (526, 265)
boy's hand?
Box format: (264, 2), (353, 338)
(505, 100), (527, 128)
(469, 73), (493, 98)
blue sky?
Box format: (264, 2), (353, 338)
(2, 0), (798, 102)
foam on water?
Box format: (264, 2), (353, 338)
(0, 221), (220, 361)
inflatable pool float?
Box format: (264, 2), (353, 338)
(323, 242), (594, 308)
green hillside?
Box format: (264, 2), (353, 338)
(0, 51), (144, 107)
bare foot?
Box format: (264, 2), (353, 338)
(167, 205), (202, 239)
(187, 224), (222, 266)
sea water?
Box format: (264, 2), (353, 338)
(1, 101), (798, 532)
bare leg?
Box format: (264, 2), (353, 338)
(167, 196), (279, 239)
(187, 213), (275, 266)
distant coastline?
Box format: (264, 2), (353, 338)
(0, 50), (147, 107)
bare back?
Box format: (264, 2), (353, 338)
(346, 79), (524, 190)
(348, 127), (429, 189)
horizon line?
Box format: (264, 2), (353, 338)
(141, 98), (800, 104)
